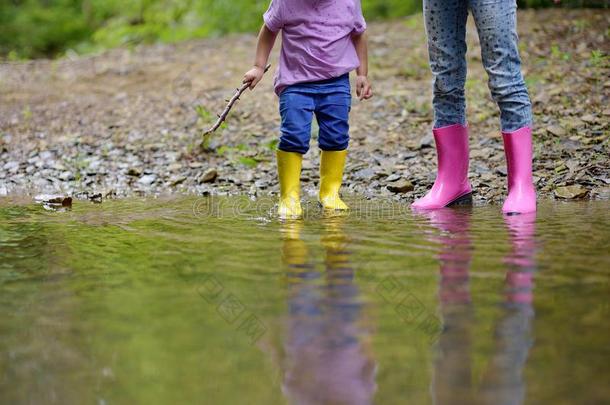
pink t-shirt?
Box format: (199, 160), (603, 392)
(263, 0), (367, 95)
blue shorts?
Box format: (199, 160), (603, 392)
(278, 74), (351, 154)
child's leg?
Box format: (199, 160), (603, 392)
(315, 92), (351, 210)
(279, 91), (314, 154)
(316, 93), (350, 153)
(277, 91), (314, 218)
(470, 0), (536, 214)
(424, 0), (469, 128)
(413, 0), (472, 210)
(413, 0), (473, 210)
(469, 0), (532, 132)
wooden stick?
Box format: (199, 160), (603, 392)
(203, 64), (271, 136)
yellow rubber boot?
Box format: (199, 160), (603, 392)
(277, 150), (303, 219)
(319, 150), (349, 211)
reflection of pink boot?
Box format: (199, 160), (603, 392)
(418, 208), (473, 304)
(504, 212), (537, 304)
(412, 124), (472, 210)
(502, 127), (537, 214)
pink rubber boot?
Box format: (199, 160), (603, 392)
(502, 127), (537, 214)
(412, 124), (472, 210)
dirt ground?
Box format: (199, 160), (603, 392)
(0, 9), (608, 204)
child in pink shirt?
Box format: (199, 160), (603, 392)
(244, 0), (372, 219)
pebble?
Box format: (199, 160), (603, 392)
(419, 134), (434, 148)
(199, 169), (218, 183)
(495, 167), (507, 176)
(591, 187), (610, 200)
(34, 194), (73, 206)
(547, 125), (567, 137)
(3, 161), (19, 172)
(254, 179), (268, 189)
(169, 175), (187, 186)
(89, 193), (103, 203)
(302, 160), (314, 170)
(353, 168), (376, 180)
(127, 168), (141, 176)
(60, 171), (75, 181)
(387, 180), (414, 193)
(168, 163), (183, 172)
(138, 174), (157, 185)
(554, 185), (588, 199)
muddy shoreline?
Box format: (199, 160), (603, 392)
(1, 9), (608, 203)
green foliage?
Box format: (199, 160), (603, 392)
(0, 0), (93, 58)
(237, 156), (258, 168)
(21, 105), (32, 121)
(0, 0), (272, 58)
(0, 0), (603, 59)
(194, 104), (212, 122)
(550, 44), (571, 61)
(265, 139), (279, 151)
(589, 49), (607, 67)
(361, 0), (420, 19)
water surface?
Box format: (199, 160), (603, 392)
(1, 196), (609, 404)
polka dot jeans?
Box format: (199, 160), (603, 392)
(424, 0), (533, 132)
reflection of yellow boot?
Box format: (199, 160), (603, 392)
(277, 150), (303, 219)
(321, 216), (349, 261)
(319, 150), (349, 211)
(280, 221), (308, 267)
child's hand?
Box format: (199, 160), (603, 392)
(243, 66), (265, 89)
(356, 75), (373, 100)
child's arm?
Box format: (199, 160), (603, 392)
(243, 25), (278, 89)
(353, 32), (373, 100)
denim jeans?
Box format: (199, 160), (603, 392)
(279, 74), (351, 154)
(424, 0), (532, 132)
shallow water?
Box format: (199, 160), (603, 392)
(0, 196), (609, 404)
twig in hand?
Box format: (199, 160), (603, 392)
(203, 64), (271, 136)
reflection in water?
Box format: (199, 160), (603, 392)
(479, 213), (536, 405)
(279, 218), (376, 405)
(2, 198), (608, 403)
(420, 209), (537, 405)
(425, 208), (476, 405)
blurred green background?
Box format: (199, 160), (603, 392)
(0, 0), (604, 59)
